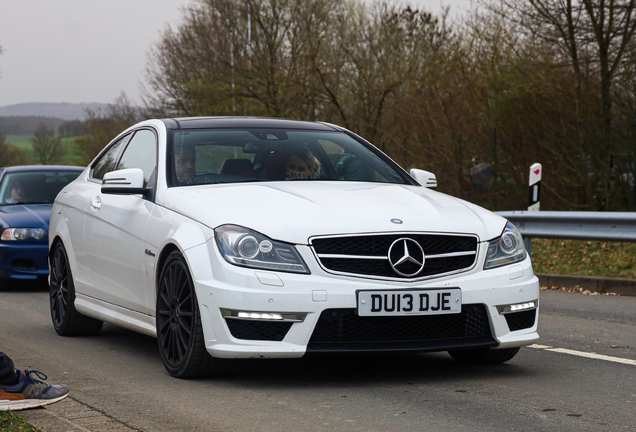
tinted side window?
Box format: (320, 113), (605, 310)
(91, 135), (129, 180)
(117, 129), (157, 187)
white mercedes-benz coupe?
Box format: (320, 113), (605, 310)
(49, 117), (539, 378)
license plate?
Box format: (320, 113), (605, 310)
(357, 288), (462, 316)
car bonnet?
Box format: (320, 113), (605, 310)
(160, 182), (507, 245)
(0, 204), (52, 229)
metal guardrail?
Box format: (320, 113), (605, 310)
(495, 211), (636, 255)
(496, 211), (636, 242)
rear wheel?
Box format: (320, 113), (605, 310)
(448, 347), (520, 365)
(156, 250), (223, 378)
(50, 242), (103, 336)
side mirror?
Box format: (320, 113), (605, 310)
(101, 168), (150, 196)
(409, 168), (438, 189)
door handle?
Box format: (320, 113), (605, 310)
(91, 196), (102, 211)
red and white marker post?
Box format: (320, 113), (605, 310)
(524, 163), (542, 256)
(528, 163), (542, 211)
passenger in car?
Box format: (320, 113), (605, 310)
(335, 155), (375, 181)
(175, 145), (197, 184)
(286, 146), (321, 180)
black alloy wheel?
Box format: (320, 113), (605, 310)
(49, 242), (103, 336)
(50, 244), (69, 328)
(156, 250), (221, 378)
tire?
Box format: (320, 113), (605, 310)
(156, 250), (223, 378)
(448, 347), (520, 365)
(50, 242), (103, 336)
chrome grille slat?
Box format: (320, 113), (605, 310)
(316, 250), (477, 260)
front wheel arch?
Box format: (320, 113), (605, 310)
(155, 249), (223, 378)
(49, 240), (103, 336)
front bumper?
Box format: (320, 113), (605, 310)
(185, 240), (540, 359)
(0, 241), (49, 281)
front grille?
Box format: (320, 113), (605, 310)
(225, 319), (293, 341)
(311, 233), (478, 279)
(307, 304), (496, 352)
(505, 309), (537, 332)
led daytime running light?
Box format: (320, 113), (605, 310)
(221, 308), (307, 322)
(497, 300), (537, 315)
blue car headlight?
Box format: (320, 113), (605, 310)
(215, 225), (309, 274)
(484, 222), (527, 269)
(1, 227), (48, 241)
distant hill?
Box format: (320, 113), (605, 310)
(0, 102), (108, 121)
(0, 116), (66, 135)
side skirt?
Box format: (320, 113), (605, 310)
(75, 294), (157, 338)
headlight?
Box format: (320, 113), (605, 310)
(1, 227), (48, 241)
(215, 225), (310, 274)
(484, 222), (526, 269)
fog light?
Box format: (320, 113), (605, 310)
(497, 300), (537, 315)
(221, 308), (307, 322)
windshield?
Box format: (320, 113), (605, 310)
(0, 170), (81, 205)
(170, 129), (408, 186)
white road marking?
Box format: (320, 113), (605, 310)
(528, 344), (553, 349)
(528, 344), (636, 366)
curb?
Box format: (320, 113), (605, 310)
(537, 273), (636, 297)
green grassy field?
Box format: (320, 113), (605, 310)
(5, 136), (81, 166)
(4, 135), (33, 144)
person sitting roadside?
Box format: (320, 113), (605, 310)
(0, 351), (69, 411)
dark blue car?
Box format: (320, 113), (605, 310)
(0, 165), (84, 283)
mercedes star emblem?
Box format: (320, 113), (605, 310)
(387, 238), (426, 277)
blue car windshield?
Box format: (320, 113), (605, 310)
(170, 129), (408, 186)
(0, 171), (81, 205)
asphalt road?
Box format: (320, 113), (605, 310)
(1, 284), (635, 432)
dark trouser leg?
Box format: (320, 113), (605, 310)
(0, 351), (19, 385)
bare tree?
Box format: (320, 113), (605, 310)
(144, 0), (339, 118)
(487, 0), (636, 208)
(140, 0), (636, 210)
(31, 123), (63, 165)
(75, 93), (142, 165)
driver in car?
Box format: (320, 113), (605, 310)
(3, 180), (26, 204)
(175, 145), (197, 185)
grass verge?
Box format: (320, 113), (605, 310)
(0, 411), (40, 432)
(531, 238), (636, 279)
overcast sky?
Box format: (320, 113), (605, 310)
(0, 0), (470, 107)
